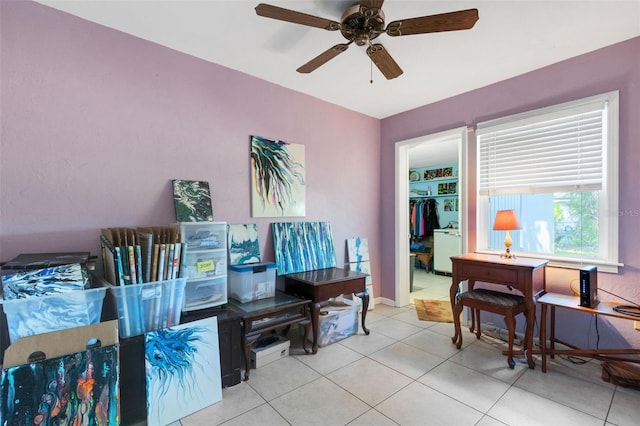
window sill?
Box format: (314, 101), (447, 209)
(474, 250), (622, 274)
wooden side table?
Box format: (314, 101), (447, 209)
(284, 267), (369, 354)
(538, 292), (640, 372)
(228, 291), (311, 380)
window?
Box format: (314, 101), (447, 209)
(476, 91), (620, 272)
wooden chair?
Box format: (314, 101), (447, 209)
(452, 288), (526, 369)
(411, 236), (434, 272)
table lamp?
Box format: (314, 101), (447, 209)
(493, 209), (521, 259)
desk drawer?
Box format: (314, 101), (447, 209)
(460, 264), (518, 284)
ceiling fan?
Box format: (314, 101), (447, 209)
(255, 1), (479, 80)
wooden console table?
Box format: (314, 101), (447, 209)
(284, 267), (369, 354)
(450, 253), (547, 368)
(228, 291), (311, 380)
(538, 292), (640, 373)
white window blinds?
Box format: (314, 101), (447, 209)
(477, 97), (607, 196)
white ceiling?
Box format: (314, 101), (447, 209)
(35, 0), (640, 121)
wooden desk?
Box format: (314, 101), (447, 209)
(450, 253), (548, 369)
(228, 291), (311, 381)
(538, 292), (640, 372)
(284, 267), (369, 353)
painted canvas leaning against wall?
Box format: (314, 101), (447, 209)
(250, 135), (305, 218)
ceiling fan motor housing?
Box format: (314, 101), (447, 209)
(340, 4), (385, 46)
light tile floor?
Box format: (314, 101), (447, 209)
(174, 269), (638, 426)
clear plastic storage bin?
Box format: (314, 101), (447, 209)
(107, 278), (186, 338)
(228, 263), (276, 303)
(0, 287), (107, 343)
(309, 296), (360, 347)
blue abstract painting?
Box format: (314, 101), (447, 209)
(145, 317), (221, 426)
(272, 222), (337, 275)
(1, 263), (88, 300)
(347, 237), (372, 284)
(251, 135), (305, 218)
(228, 223), (261, 265)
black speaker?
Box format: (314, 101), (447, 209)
(580, 265), (598, 308)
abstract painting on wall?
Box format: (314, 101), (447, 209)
(172, 179), (214, 222)
(347, 237), (372, 284)
(145, 317), (222, 426)
(0, 345), (119, 425)
(272, 222), (336, 275)
(228, 223), (261, 265)
(251, 135), (305, 218)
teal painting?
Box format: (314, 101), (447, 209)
(228, 223), (261, 265)
(272, 222), (336, 275)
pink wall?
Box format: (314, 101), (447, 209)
(381, 36), (640, 348)
(0, 1), (381, 290)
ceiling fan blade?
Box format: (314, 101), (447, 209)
(366, 44), (403, 80)
(297, 43), (351, 74)
(386, 8), (479, 37)
(255, 3), (340, 31)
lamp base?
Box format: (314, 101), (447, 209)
(500, 248), (516, 259)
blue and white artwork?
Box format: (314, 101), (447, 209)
(145, 317), (222, 426)
(347, 237), (372, 284)
(251, 135), (305, 218)
(272, 222), (337, 275)
(1, 263), (88, 300)
(228, 223), (261, 265)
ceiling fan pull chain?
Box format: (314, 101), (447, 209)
(370, 59), (373, 84)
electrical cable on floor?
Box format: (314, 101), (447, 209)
(562, 355), (589, 365)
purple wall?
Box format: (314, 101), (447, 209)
(381, 36), (640, 348)
(2, 1), (639, 348)
(0, 1), (381, 288)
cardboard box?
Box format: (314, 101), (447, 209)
(1, 321), (120, 425)
(250, 335), (290, 369)
(228, 262), (276, 303)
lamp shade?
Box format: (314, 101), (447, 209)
(493, 210), (521, 231)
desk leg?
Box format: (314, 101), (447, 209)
(301, 319), (311, 354)
(550, 306), (556, 359)
(311, 302), (320, 354)
(243, 333), (260, 381)
(524, 298), (536, 369)
(540, 303), (547, 373)
(355, 290), (370, 335)
(450, 275), (459, 345)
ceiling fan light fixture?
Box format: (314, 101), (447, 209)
(354, 32), (370, 46)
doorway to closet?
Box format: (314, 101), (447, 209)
(394, 128), (468, 307)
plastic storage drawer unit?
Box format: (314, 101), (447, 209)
(175, 221), (228, 311)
